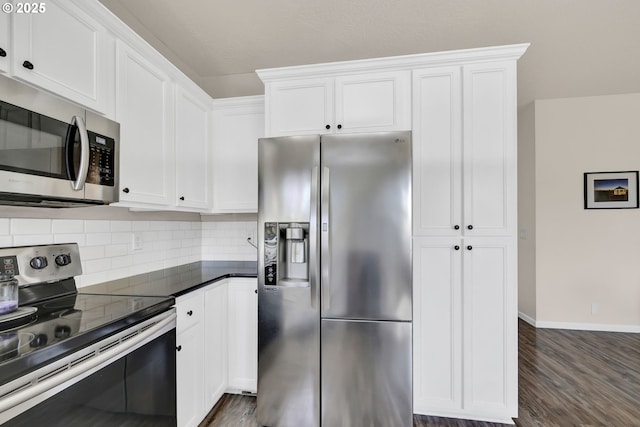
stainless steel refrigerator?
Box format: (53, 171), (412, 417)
(257, 131), (412, 427)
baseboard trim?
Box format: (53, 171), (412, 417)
(518, 312), (640, 333)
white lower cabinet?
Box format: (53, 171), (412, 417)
(175, 277), (258, 426)
(227, 278), (258, 392)
(413, 237), (517, 423)
(204, 283), (228, 409)
(176, 290), (205, 427)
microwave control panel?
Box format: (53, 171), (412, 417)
(87, 131), (115, 187)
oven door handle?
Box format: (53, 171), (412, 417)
(0, 311), (176, 419)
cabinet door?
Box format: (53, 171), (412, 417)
(0, 12), (8, 74)
(177, 321), (205, 427)
(335, 70), (411, 133)
(11, 0), (109, 113)
(462, 62), (517, 237)
(175, 86), (211, 210)
(412, 66), (462, 236)
(204, 282), (228, 410)
(176, 291), (206, 427)
(413, 237), (462, 415)
(265, 77), (333, 136)
(116, 41), (175, 207)
(211, 96), (263, 213)
(462, 237), (517, 419)
(227, 278), (258, 392)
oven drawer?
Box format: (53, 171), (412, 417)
(176, 290), (205, 333)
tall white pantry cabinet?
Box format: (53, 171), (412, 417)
(259, 43), (528, 424)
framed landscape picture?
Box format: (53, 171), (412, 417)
(584, 171), (639, 209)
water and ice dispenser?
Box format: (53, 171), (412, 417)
(264, 222), (309, 286)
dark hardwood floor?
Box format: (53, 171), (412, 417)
(200, 320), (640, 426)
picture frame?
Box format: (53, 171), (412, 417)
(584, 171), (639, 209)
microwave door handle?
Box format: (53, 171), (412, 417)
(70, 115), (89, 191)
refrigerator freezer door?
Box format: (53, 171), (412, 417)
(257, 135), (321, 427)
(321, 319), (412, 427)
(321, 131), (412, 321)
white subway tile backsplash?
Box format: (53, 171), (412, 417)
(86, 233), (112, 246)
(132, 222), (150, 231)
(110, 220), (132, 232)
(0, 217), (253, 287)
(11, 219), (51, 235)
(52, 219), (84, 234)
(84, 258), (112, 274)
(80, 245), (106, 261)
(0, 219), (9, 235)
(111, 254), (133, 269)
(105, 244), (128, 258)
(13, 234), (54, 246)
(84, 220), (111, 233)
(54, 234), (86, 246)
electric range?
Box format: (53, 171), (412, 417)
(0, 244), (176, 426)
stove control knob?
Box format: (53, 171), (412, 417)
(55, 325), (71, 339)
(55, 254), (72, 267)
(30, 256), (48, 270)
(30, 334), (48, 348)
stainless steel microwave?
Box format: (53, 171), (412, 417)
(0, 76), (119, 207)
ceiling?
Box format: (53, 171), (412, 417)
(99, 0), (640, 107)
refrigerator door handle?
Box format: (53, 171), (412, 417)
(309, 166), (319, 309)
(321, 166), (331, 311)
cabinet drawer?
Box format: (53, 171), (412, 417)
(176, 291), (204, 332)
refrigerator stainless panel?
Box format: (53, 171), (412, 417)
(321, 318), (412, 427)
(257, 136), (320, 427)
(257, 288), (320, 426)
(258, 135), (320, 223)
(321, 131), (412, 321)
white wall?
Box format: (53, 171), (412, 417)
(526, 93), (640, 331)
(518, 102), (536, 322)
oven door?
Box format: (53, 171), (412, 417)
(0, 310), (177, 426)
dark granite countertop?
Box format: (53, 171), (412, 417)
(80, 261), (257, 298)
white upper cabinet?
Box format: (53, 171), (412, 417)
(413, 61), (517, 237)
(116, 40), (175, 207)
(175, 86), (212, 210)
(266, 77), (332, 136)
(462, 61), (517, 237)
(0, 13), (8, 73)
(11, 0), (111, 114)
(261, 69), (410, 137)
(413, 66), (463, 236)
(334, 71), (410, 133)
(211, 96), (264, 213)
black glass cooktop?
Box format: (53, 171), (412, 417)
(0, 291), (174, 386)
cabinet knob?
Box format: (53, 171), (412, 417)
(454, 225), (460, 230)
(467, 225), (474, 230)
(179, 196), (185, 201)
(467, 245), (473, 251)
(454, 245), (460, 251)
(176, 345), (182, 352)
(337, 124), (342, 129)
(326, 125), (332, 130)
(122, 187), (130, 193)
(0, 48), (6, 58)
(254, 289), (258, 294)
(187, 310), (193, 316)
(22, 60), (34, 70)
